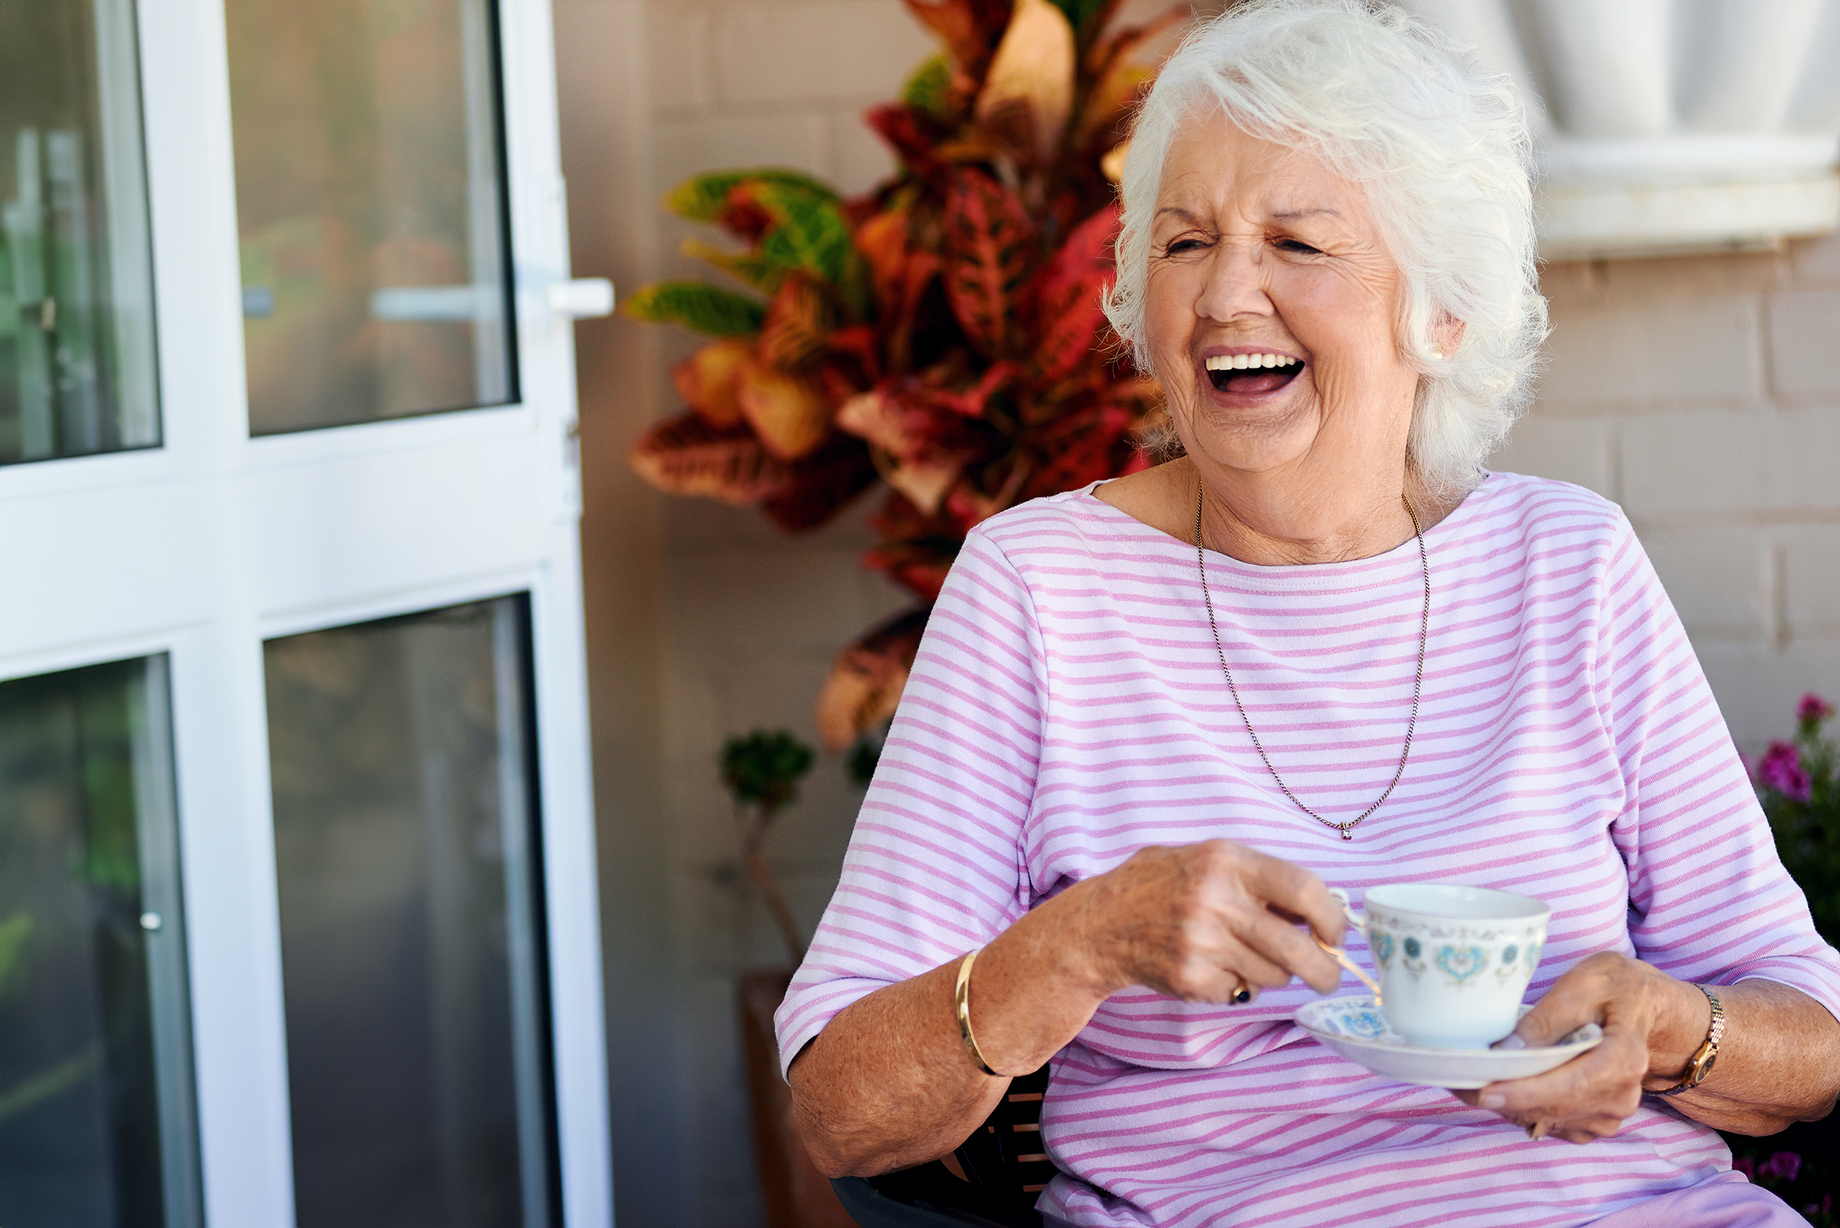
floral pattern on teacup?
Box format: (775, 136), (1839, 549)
(1331, 1007), (1389, 1040)
(1434, 944), (1488, 985)
(1374, 932), (1395, 968)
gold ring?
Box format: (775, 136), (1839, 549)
(1231, 981), (1253, 1005)
(1525, 1121), (1550, 1141)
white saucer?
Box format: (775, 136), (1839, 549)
(1294, 995), (1603, 1089)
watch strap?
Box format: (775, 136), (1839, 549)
(1656, 984), (1724, 1097)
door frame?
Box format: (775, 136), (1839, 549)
(0, 1), (611, 1223)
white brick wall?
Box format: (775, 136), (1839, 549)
(559, 5), (1840, 1224)
(1493, 237), (1840, 748)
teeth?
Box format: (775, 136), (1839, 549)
(1205, 353), (1298, 371)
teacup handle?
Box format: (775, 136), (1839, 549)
(1319, 888), (1381, 1003)
(1327, 887), (1365, 934)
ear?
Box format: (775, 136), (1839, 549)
(1429, 311), (1466, 361)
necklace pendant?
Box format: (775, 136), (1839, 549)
(1340, 830), (1353, 841)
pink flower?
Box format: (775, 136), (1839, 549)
(1761, 1151), (1803, 1183)
(1798, 693), (1835, 724)
(1760, 741), (1813, 802)
(1734, 1156), (1755, 1179)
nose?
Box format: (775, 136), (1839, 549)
(1194, 237), (1272, 325)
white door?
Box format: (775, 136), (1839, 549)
(0, 1), (611, 1225)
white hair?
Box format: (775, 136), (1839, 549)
(1103, 0), (1547, 497)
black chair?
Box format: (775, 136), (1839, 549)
(832, 1066), (1076, 1228)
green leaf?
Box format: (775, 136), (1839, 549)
(721, 730), (815, 812)
(750, 183), (856, 287)
(901, 52), (953, 119)
(622, 281), (766, 337)
(665, 168), (839, 222)
(681, 239), (785, 295)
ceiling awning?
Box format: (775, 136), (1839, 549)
(1403, 0), (1840, 259)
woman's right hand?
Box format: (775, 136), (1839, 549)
(789, 837), (1350, 1176)
(1057, 839), (1350, 1003)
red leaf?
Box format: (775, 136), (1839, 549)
(865, 104), (950, 183)
(902, 0), (1010, 81)
(814, 607), (931, 750)
(823, 325), (881, 382)
(757, 272), (835, 371)
(670, 337), (753, 426)
(864, 490), (962, 601)
(856, 210), (913, 309)
(735, 359), (832, 460)
(836, 374), (997, 466)
(716, 183), (775, 242)
(1028, 203), (1119, 385)
(927, 360), (1020, 417)
(758, 432), (879, 532)
(941, 167), (1037, 359)
(628, 412), (791, 504)
(836, 388), (928, 458)
(864, 550), (955, 604)
(1021, 403), (1137, 498)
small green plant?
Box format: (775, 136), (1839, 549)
(720, 731), (816, 965)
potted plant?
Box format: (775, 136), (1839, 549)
(1725, 693), (1840, 1225)
(624, 0), (1183, 763)
(719, 731), (853, 1227)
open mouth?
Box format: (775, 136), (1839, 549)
(1205, 352), (1303, 396)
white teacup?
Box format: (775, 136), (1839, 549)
(1327, 883), (1550, 1050)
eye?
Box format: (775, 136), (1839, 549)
(1273, 237), (1322, 255)
(1161, 235), (1211, 257)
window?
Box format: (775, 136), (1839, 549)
(265, 596), (556, 1228)
(0, 656), (198, 1228)
(228, 0), (517, 434)
(0, 0), (159, 464)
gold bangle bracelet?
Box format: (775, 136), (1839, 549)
(954, 948), (1008, 1077)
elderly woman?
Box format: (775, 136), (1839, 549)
(775, 2), (1840, 1223)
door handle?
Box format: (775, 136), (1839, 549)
(546, 278), (615, 318)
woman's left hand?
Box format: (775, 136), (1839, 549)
(1453, 950), (1708, 1143)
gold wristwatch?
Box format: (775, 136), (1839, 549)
(1656, 985), (1724, 1097)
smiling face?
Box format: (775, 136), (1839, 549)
(1144, 109), (1423, 503)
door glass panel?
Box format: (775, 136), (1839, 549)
(0, 655), (200, 1228)
(265, 596), (555, 1228)
(0, 0), (160, 465)
(227, 0), (516, 436)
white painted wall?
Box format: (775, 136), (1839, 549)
(554, 5), (1840, 1224)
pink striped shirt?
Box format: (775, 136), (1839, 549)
(777, 473), (1840, 1227)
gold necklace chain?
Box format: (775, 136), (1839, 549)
(1195, 486), (1430, 841)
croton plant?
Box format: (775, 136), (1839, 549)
(625, 0), (1181, 756)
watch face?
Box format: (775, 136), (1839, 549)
(1690, 1047), (1717, 1086)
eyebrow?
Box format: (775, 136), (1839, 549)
(1153, 205), (1342, 223)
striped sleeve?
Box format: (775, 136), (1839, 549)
(774, 527), (1049, 1075)
(1599, 512), (1840, 1014)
